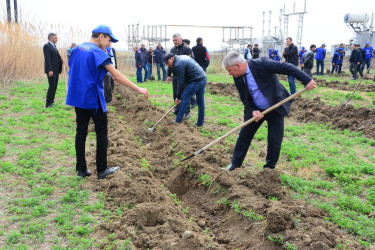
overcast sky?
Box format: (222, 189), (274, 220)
(9, 0), (375, 51)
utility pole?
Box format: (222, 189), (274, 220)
(6, 0), (11, 23)
(14, 0), (18, 23)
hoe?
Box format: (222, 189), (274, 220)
(148, 102), (180, 132)
(181, 88), (308, 162)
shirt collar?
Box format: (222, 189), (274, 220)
(49, 41), (55, 47)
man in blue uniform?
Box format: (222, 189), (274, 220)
(315, 44), (326, 75)
(66, 25), (149, 179)
(361, 41), (373, 73)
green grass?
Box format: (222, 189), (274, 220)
(0, 80), (111, 248)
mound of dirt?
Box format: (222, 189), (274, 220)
(207, 82), (375, 140)
(81, 84), (366, 249)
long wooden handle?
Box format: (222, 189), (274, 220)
(151, 102), (180, 128)
(346, 60), (375, 104)
(195, 88), (308, 155)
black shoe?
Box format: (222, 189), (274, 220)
(185, 113), (191, 119)
(263, 166), (275, 170)
(221, 163), (238, 171)
(77, 169), (92, 177)
(97, 166), (121, 179)
(46, 104), (54, 108)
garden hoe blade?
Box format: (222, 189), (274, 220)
(343, 60), (375, 105)
(180, 88), (308, 162)
(148, 102), (180, 132)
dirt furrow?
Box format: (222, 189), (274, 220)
(83, 85), (365, 249)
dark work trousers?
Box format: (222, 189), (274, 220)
(357, 64), (363, 78)
(336, 64), (342, 73)
(190, 65), (207, 108)
(231, 109), (284, 169)
(331, 64), (337, 74)
(103, 75), (115, 103)
(349, 62), (358, 79)
(75, 106), (108, 173)
(173, 77), (190, 115)
(46, 73), (59, 107)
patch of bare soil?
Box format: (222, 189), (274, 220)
(84, 84), (364, 249)
(207, 82), (375, 140)
(278, 74), (375, 92)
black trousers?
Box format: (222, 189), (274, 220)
(46, 73), (59, 106)
(172, 77), (190, 114)
(349, 62), (358, 79)
(231, 109), (284, 168)
(75, 107), (108, 173)
(103, 75), (115, 103)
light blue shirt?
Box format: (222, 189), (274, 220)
(243, 65), (271, 110)
(49, 41), (57, 50)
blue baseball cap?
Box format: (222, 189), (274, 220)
(322, 43), (326, 46)
(92, 25), (119, 43)
(338, 48), (344, 51)
(366, 41), (370, 45)
(302, 46), (305, 50)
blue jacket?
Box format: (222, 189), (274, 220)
(315, 47), (326, 60)
(244, 48), (252, 59)
(171, 55), (206, 99)
(331, 52), (341, 64)
(363, 46), (373, 60)
(233, 57), (311, 116)
(268, 49), (274, 59)
(139, 47), (148, 63)
(135, 50), (143, 67)
(153, 47), (166, 64)
(272, 50), (280, 61)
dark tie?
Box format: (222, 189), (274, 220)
(53, 44), (57, 51)
(242, 74), (249, 101)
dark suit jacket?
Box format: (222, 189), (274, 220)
(233, 57), (311, 116)
(111, 48), (118, 69)
(43, 42), (62, 74)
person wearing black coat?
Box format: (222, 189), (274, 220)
(222, 51), (316, 171)
(282, 37), (299, 94)
(43, 33), (63, 108)
(349, 44), (363, 80)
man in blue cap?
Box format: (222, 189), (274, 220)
(361, 42), (373, 73)
(331, 48), (344, 74)
(66, 25), (149, 180)
(299, 46), (306, 70)
(315, 44), (326, 75)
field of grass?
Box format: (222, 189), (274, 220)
(0, 72), (374, 248)
(0, 81), (115, 248)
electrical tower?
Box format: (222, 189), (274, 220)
(283, 0), (307, 49)
(126, 24), (169, 50)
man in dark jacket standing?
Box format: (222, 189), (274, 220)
(301, 44), (316, 77)
(222, 51), (316, 171)
(349, 44), (362, 80)
(167, 33), (193, 117)
(153, 43), (167, 81)
(192, 37), (210, 72)
(282, 37), (299, 94)
(133, 46), (144, 83)
(103, 43), (117, 103)
(164, 54), (206, 126)
(43, 33), (63, 108)
(252, 44), (260, 59)
(244, 44), (252, 59)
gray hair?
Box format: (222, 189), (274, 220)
(222, 51), (246, 67)
(172, 33), (181, 38)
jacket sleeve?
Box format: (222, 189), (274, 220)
(323, 51), (326, 59)
(244, 49), (248, 59)
(43, 44), (52, 73)
(264, 59), (312, 86)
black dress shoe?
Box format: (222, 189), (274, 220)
(221, 163), (238, 171)
(263, 166), (275, 170)
(77, 169), (92, 177)
(97, 166), (120, 179)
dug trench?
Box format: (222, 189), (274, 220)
(81, 85), (365, 249)
(278, 74), (375, 93)
(207, 82), (375, 140)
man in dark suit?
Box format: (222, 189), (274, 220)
(43, 33), (63, 108)
(222, 51), (316, 171)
